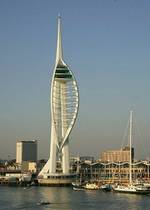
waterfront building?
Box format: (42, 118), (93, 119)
(76, 160), (150, 184)
(38, 16), (79, 185)
(101, 146), (134, 163)
(16, 140), (37, 164)
(21, 161), (37, 173)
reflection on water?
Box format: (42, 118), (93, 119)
(0, 187), (150, 210)
(112, 193), (142, 210)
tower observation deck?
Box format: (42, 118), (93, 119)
(38, 17), (79, 186)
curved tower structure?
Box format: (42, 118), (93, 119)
(38, 17), (79, 183)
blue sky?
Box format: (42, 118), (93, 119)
(0, 0), (150, 160)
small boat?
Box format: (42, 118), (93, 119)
(72, 182), (82, 187)
(84, 183), (100, 190)
(72, 182), (85, 190)
(73, 186), (85, 191)
(100, 184), (112, 192)
(37, 201), (51, 206)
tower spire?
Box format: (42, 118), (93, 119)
(55, 15), (64, 66)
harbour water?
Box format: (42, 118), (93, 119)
(0, 186), (150, 210)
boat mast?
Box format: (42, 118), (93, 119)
(129, 110), (133, 185)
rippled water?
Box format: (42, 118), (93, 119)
(0, 186), (150, 210)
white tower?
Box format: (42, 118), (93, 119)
(39, 16), (79, 180)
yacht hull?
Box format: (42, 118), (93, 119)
(113, 186), (150, 195)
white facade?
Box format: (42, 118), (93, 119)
(39, 17), (79, 177)
(16, 140), (37, 164)
(16, 141), (22, 164)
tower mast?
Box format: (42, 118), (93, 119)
(55, 16), (64, 66)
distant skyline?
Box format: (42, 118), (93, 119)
(0, 0), (150, 160)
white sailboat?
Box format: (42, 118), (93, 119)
(113, 111), (150, 194)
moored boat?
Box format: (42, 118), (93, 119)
(113, 184), (150, 194)
(73, 186), (85, 191)
(100, 184), (112, 192)
(84, 183), (100, 190)
(113, 111), (150, 195)
(72, 182), (84, 190)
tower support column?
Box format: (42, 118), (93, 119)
(62, 139), (70, 174)
(49, 124), (57, 173)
